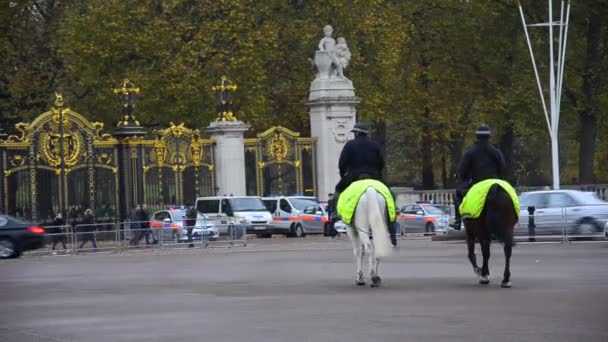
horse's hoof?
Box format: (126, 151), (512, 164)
(356, 281), (366, 286)
(501, 281), (512, 288)
(479, 276), (490, 285)
(370, 275), (382, 288)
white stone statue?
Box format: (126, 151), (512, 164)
(315, 25), (350, 79)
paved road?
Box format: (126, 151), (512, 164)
(1, 238), (607, 342)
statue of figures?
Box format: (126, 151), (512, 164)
(335, 37), (351, 74)
(317, 25), (347, 79)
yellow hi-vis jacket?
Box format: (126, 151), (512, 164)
(337, 179), (396, 225)
(459, 179), (520, 219)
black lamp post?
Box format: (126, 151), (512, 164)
(114, 78), (141, 127)
(54, 93), (67, 218)
(112, 79), (146, 222)
(211, 76), (238, 121)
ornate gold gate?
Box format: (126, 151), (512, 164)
(141, 123), (215, 213)
(244, 126), (317, 197)
(0, 94), (119, 222)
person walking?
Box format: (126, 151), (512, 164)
(78, 209), (97, 249)
(50, 213), (68, 252)
(451, 124), (506, 230)
(185, 202), (197, 247)
(326, 193), (340, 239)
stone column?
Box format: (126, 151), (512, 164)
(207, 121), (250, 196)
(306, 51), (360, 202)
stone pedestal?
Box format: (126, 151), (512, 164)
(207, 121), (250, 196)
(306, 51), (360, 201)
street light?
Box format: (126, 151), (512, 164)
(54, 92), (67, 217)
(519, 1), (570, 190)
(211, 76), (238, 121)
(113, 78), (141, 126)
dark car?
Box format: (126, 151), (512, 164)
(0, 215), (46, 259)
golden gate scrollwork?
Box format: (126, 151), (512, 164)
(141, 122), (215, 213)
(0, 97), (120, 223)
(245, 126), (317, 197)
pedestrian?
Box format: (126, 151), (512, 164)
(185, 202), (197, 247)
(50, 213), (68, 252)
(388, 191), (398, 247)
(326, 193), (340, 239)
(451, 124), (506, 230)
(140, 204), (156, 245)
(78, 209), (97, 249)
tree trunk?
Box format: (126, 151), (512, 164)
(579, 113), (597, 184)
(371, 120), (388, 181)
(421, 107), (435, 189)
(578, 11), (602, 184)
(499, 122), (514, 183)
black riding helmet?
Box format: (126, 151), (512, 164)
(475, 124), (491, 138)
(350, 123), (369, 135)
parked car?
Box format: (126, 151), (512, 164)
(0, 215), (46, 258)
(398, 202), (451, 234)
(262, 196), (328, 237)
(150, 207), (219, 242)
(196, 196), (272, 238)
(517, 190), (608, 237)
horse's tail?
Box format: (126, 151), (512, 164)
(366, 187), (392, 258)
(485, 183), (514, 246)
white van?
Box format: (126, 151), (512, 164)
(194, 196), (273, 238)
(262, 196), (328, 237)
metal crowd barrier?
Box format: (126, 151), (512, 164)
(515, 206), (608, 242)
(27, 217), (249, 256)
(396, 212), (453, 240)
(74, 222), (119, 253)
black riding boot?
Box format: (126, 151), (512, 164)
(331, 192), (342, 223)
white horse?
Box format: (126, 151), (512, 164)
(345, 187), (393, 287)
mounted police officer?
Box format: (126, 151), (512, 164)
(332, 123), (385, 221)
(452, 124), (506, 230)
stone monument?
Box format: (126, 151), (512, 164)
(206, 76), (250, 196)
(306, 25), (360, 201)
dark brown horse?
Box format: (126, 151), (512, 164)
(463, 183), (518, 288)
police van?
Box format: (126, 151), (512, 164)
(261, 196), (328, 237)
(194, 196), (273, 238)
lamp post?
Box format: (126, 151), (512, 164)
(54, 92), (67, 217)
(211, 76), (238, 121)
(112, 79), (146, 222)
(113, 78), (141, 127)
(519, 0), (570, 190)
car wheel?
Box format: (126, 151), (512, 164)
(0, 239), (17, 259)
(323, 223), (330, 237)
(575, 220), (600, 235)
(295, 224), (305, 238)
(425, 222), (435, 234)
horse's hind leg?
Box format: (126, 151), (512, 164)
(348, 228), (365, 286)
(367, 241), (381, 288)
(479, 238), (491, 285)
(502, 231), (514, 288)
(466, 236), (481, 276)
